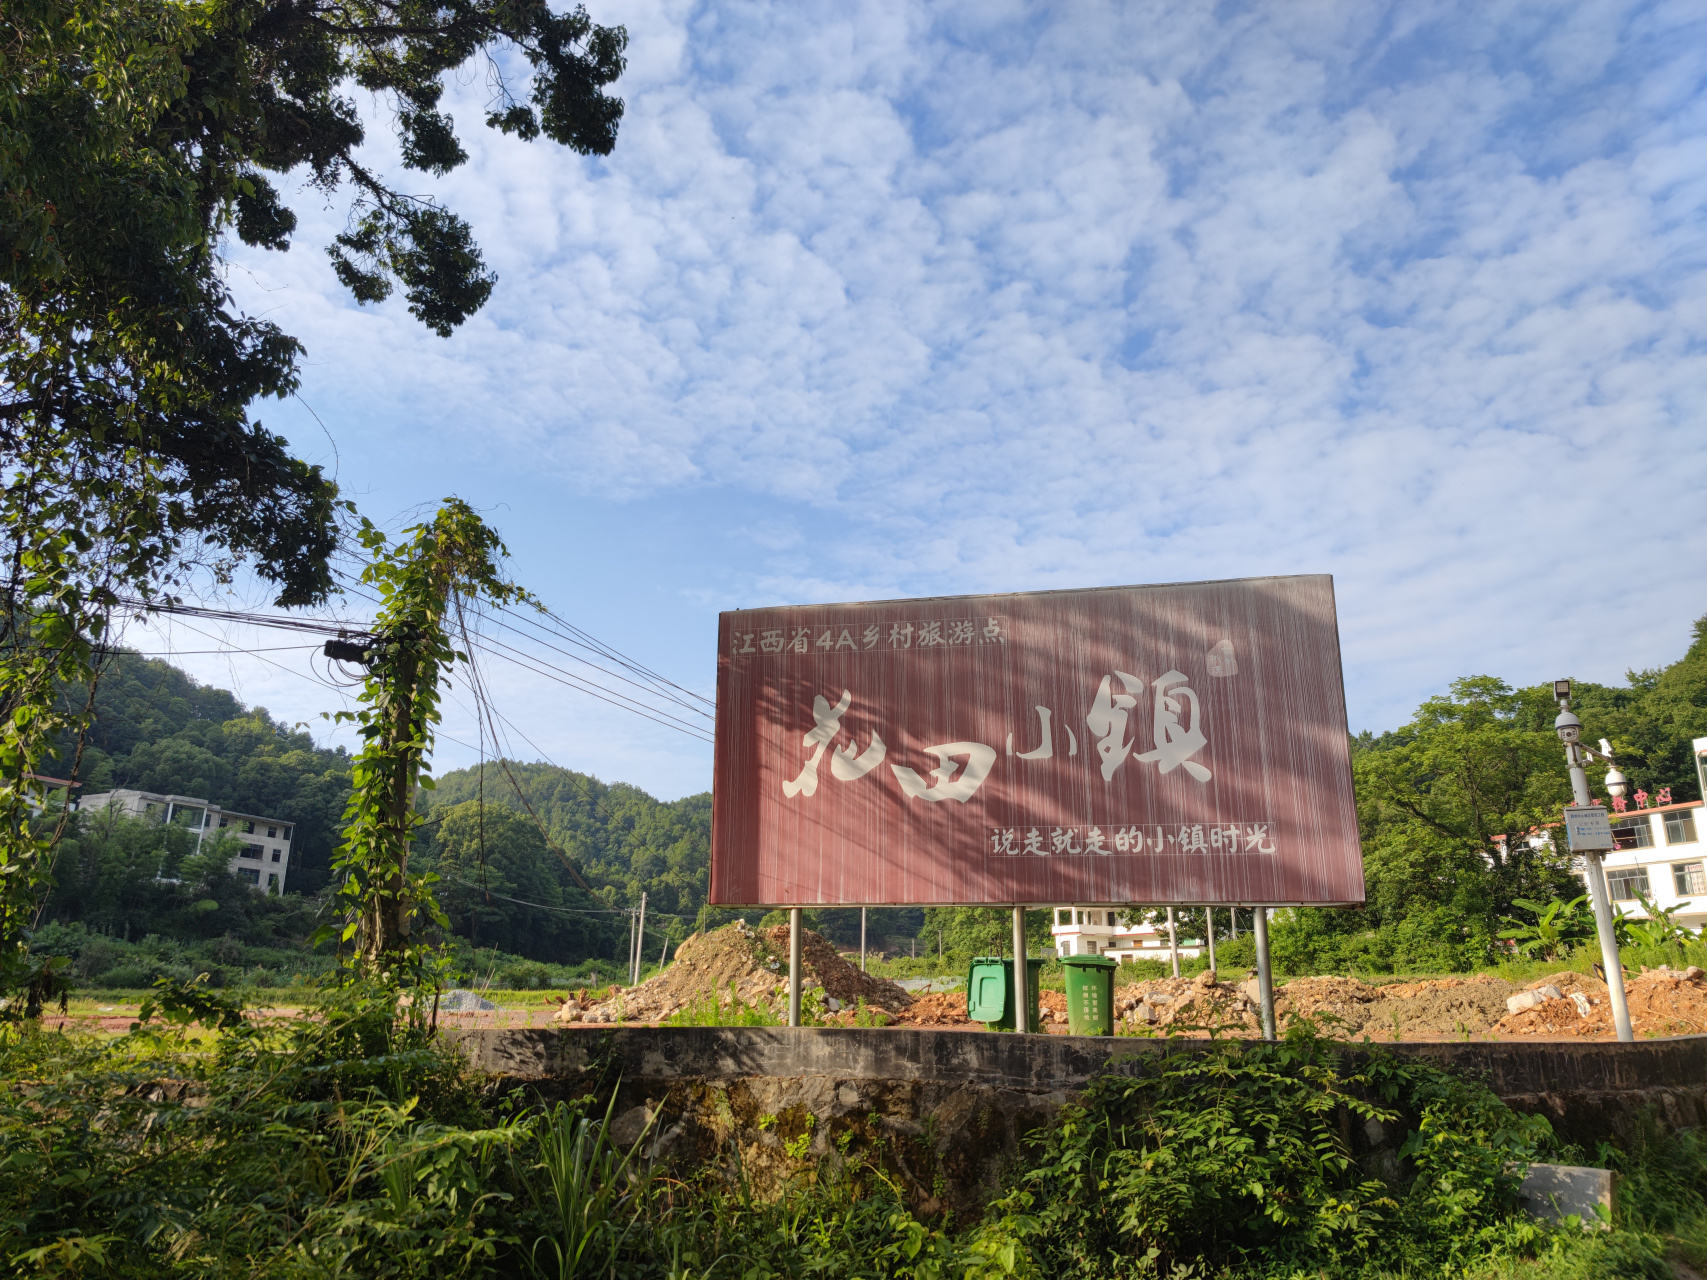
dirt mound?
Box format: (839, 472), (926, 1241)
(557, 922), (912, 1025)
(892, 991), (971, 1026)
(1492, 966), (1707, 1038)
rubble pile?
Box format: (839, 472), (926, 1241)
(1112, 970), (1263, 1035)
(1493, 966), (1706, 1038)
(554, 922), (912, 1026)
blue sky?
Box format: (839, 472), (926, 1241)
(141, 0), (1707, 800)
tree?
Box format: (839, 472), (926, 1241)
(3, 0), (628, 598)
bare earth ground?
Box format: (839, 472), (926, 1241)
(37, 926), (1707, 1041)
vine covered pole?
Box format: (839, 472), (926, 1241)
(325, 499), (534, 979)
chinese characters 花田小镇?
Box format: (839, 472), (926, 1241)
(779, 665), (1221, 805)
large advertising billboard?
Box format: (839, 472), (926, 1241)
(710, 574), (1363, 907)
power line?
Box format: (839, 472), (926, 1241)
(465, 632), (714, 744)
(491, 600), (714, 712)
(440, 874), (694, 921)
(474, 604), (712, 720)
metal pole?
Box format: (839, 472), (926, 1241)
(1566, 741), (1634, 1042)
(787, 907), (803, 1027)
(1253, 907), (1276, 1040)
(1011, 905), (1029, 1033)
(635, 892), (647, 983)
(1206, 907), (1217, 974)
(860, 907), (867, 972)
(1230, 906), (1238, 940)
(626, 909), (637, 985)
(1167, 907), (1179, 978)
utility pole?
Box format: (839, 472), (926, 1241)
(1554, 682), (1634, 1042)
(634, 891), (647, 984)
(626, 908), (636, 985)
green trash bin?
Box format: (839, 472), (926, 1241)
(1061, 954), (1118, 1036)
(965, 956), (1045, 1031)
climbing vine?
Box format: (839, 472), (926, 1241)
(324, 499), (535, 980)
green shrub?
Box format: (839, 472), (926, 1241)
(989, 1025), (1557, 1277)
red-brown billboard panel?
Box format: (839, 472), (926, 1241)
(710, 574), (1363, 907)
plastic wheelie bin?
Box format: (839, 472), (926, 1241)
(1061, 954), (1118, 1035)
(965, 956), (1045, 1031)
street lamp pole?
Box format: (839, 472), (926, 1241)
(1553, 681), (1633, 1044)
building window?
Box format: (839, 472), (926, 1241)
(240, 844), (264, 861)
(282, 826), (293, 841)
(219, 816), (229, 828)
(1676, 862), (1706, 896)
(267, 873), (279, 891)
(271, 849), (281, 862)
(238, 868), (260, 885)
(1057, 909), (1071, 926)
(241, 820), (255, 835)
(267, 826), (277, 838)
(1664, 811), (1698, 846)
(1105, 912), (1117, 926)
(1606, 869), (1650, 901)
(1612, 820), (1654, 850)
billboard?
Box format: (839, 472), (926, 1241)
(710, 574), (1363, 907)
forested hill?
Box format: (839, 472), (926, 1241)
(69, 653), (355, 893)
(419, 764), (714, 955)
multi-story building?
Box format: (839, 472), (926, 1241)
(77, 788), (295, 894)
(1049, 906), (1203, 961)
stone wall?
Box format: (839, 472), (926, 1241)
(447, 1027), (1707, 1216)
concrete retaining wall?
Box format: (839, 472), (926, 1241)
(447, 1028), (1707, 1215)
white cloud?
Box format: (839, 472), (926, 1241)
(219, 0), (1707, 794)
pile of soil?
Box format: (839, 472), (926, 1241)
(1277, 974), (1517, 1039)
(1493, 966), (1706, 1038)
(891, 991), (970, 1026)
(556, 922), (912, 1025)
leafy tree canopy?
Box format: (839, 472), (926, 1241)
(2, 0), (626, 604)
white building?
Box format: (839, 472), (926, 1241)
(1600, 789), (1706, 933)
(78, 788), (295, 894)
(1049, 906), (1204, 961)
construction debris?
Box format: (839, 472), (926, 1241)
(554, 922), (912, 1026)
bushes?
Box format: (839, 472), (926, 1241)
(3, 985), (1701, 1278)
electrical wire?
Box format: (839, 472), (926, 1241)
(439, 874), (693, 920)
(465, 631), (714, 743)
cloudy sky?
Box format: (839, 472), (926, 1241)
(140, 0), (1707, 800)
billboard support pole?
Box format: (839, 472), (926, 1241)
(1011, 905), (1029, 1033)
(787, 907), (803, 1027)
(1253, 907), (1276, 1040)
(1167, 908), (1179, 978)
(860, 907), (867, 972)
(1206, 908), (1216, 975)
